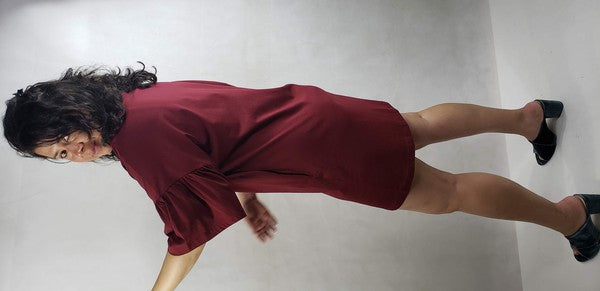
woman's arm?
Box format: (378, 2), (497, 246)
(236, 191), (257, 204)
(152, 244), (205, 291)
(151, 192), (273, 290)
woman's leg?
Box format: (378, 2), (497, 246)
(401, 101), (543, 149)
(398, 100), (585, 241)
(399, 159), (585, 237)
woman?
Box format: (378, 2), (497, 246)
(4, 64), (599, 291)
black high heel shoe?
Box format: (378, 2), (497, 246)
(565, 194), (600, 262)
(529, 99), (563, 165)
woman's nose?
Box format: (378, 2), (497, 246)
(67, 142), (84, 157)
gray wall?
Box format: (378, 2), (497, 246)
(0, 1), (522, 290)
(490, 1), (600, 290)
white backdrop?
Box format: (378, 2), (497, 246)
(0, 1), (524, 290)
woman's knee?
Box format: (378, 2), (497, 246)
(425, 171), (460, 214)
(401, 159), (460, 214)
(439, 172), (460, 214)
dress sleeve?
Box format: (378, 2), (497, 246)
(154, 166), (246, 255)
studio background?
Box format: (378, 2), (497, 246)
(0, 0), (598, 290)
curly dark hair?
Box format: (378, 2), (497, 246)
(3, 62), (157, 160)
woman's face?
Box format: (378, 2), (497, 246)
(33, 130), (113, 162)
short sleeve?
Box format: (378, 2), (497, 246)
(154, 167), (246, 255)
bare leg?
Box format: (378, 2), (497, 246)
(400, 159), (585, 237)
(401, 101), (543, 149)
(398, 101), (586, 249)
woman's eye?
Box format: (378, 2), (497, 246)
(60, 150), (67, 159)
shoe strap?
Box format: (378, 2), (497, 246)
(574, 194), (590, 217)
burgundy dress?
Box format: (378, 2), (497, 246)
(109, 81), (415, 255)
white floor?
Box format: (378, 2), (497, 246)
(490, 1), (600, 290)
(0, 1), (597, 290)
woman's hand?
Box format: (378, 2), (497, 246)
(237, 193), (277, 242)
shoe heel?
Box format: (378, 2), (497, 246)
(536, 99), (563, 118)
(575, 194), (600, 214)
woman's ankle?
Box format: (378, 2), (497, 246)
(521, 101), (544, 141)
(556, 196), (587, 236)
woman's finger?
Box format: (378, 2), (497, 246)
(259, 233), (268, 242)
(254, 219), (266, 229)
(255, 222), (268, 233)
